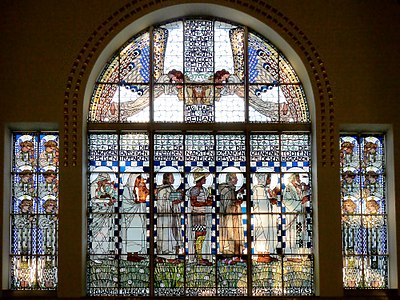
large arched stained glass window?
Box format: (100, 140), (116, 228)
(87, 18), (312, 297)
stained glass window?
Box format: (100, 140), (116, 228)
(87, 18), (312, 297)
(89, 19), (309, 124)
(10, 131), (59, 290)
(340, 134), (388, 288)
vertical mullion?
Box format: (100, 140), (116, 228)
(243, 25), (252, 296)
(34, 131), (40, 288)
(148, 24), (155, 296)
(118, 54), (121, 123)
(278, 133), (285, 293)
(182, 20), (186, 123)
(213, 132), (218, 296)
(149, 26), (155, 124)
(277, 51), (281, 123)
(245, 130), (252, 296)
(182, 131), (187, 295)
(149, 43), (155, 298)
(244, 26), (249, 124)
(358, 134), (366, 287)
(149, 131), (155, 296)
(116, 131), (121, 293)
(213, 20), (215, 123)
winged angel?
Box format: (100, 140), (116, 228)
(92, 26), (307, 122)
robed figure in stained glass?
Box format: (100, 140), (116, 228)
(282, 173), (310, 255)
(15, 137), (36, 171)
(37, 197), (58, 288)
(121, 173), (149, 256)
(218, 173), (245, 256)
(15, 168), (35, 199)
(252, 173), (280, 262)
(363, 198), (385, 287)
(90, 172), (118, 254)
(12, 197), (35, 288)
(39, 169), (58, 199)
(39, 137), (59, 171)
(186, 169), (213, 265)
(156, 172), (183, 260)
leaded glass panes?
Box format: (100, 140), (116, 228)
(249, 134), (313, 296)
(89, 19), (308, 124)
(87, 132), (313, 296)
(87, 17), (312, 297)
(10, 131), (59, 290)
(88, 133), (150, 296)
(340, 134), (388, 289)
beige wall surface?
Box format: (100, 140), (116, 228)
(1, 0), (399, 298)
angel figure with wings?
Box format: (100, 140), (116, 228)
(92, 23), (307, 123)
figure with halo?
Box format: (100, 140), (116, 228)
(252, 172), (280, 262)
(218, 172), (245, 256)
(15, 167), (35, 199)
(282, 172), (310, 256)
(186, 168), (213, 265)
(39, 137), (59, 170)
(39, 168), (59, 199)
(89, 171), (118, 254)
(15, 136), (36, 171)
(155, 171), (183, 260)
(14, 197), (35, 255)
(121, 172), (149, 258)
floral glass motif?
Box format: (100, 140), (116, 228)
(89, 19), (309, 124)
(340, 134), (388, 289)
(87, 18), (312, 297)
(10, 132), (59, 290)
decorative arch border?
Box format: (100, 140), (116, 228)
(62, 0), (335, 168)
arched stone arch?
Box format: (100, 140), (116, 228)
(59, 2), (342, 297)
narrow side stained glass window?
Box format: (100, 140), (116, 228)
(340, 133), (388, 289)
(10, 131), (59, 290)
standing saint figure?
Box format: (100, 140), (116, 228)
(37, 198), (58, 288)
(252, 173), (280, 262)
(186, 169), (213, 265)
(121, 173), (149, 259)
(13, 198), (35, 288)
(282, 173), (310, 256)
(156, 172), (183, 260)
(363, 199), (384, 274)
(90, 172), (118, 254)
(218, 172), (245, 256)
